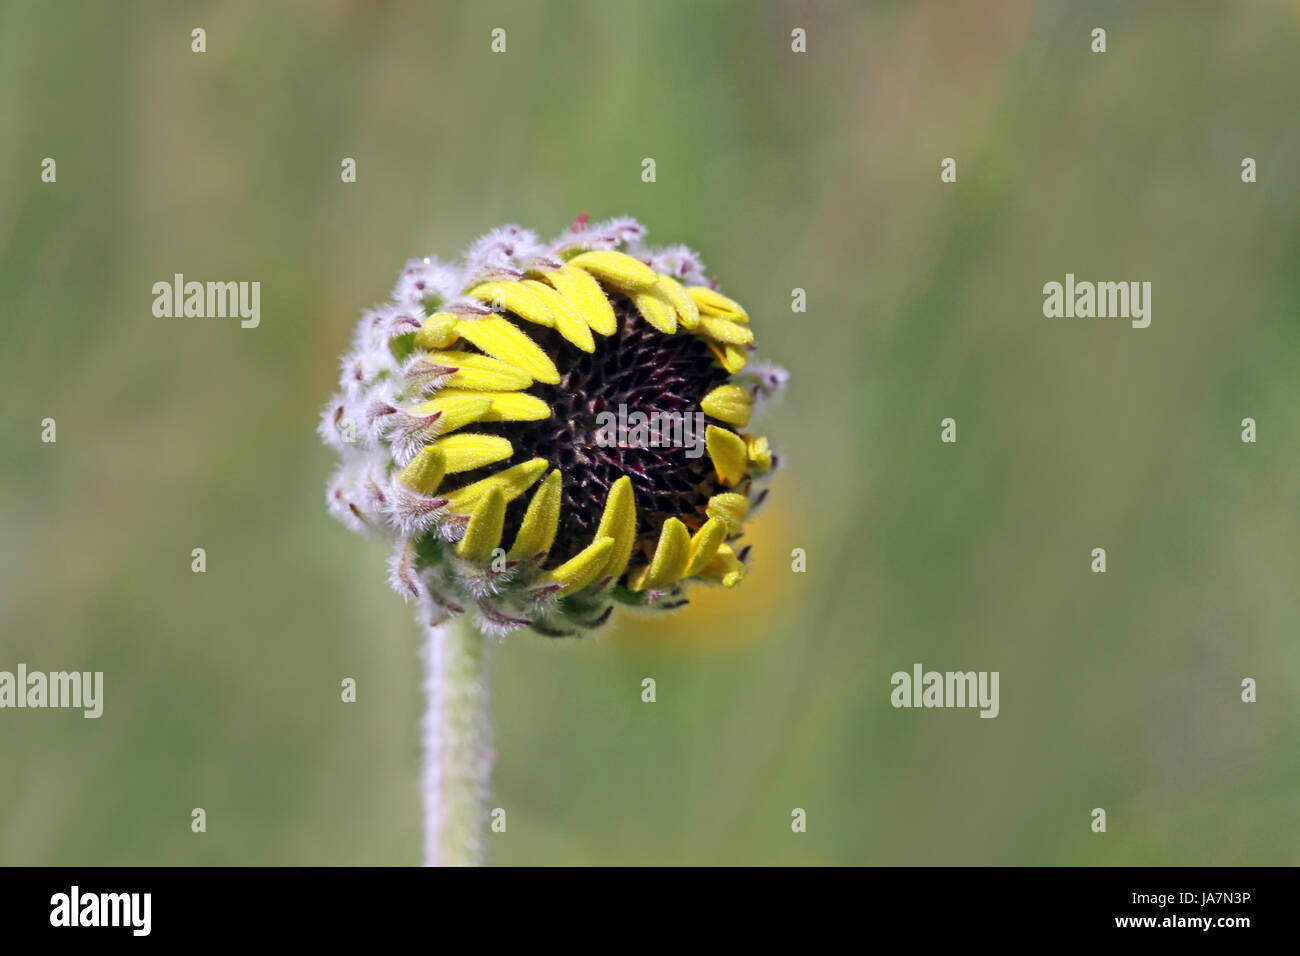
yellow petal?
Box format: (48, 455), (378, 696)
(706, 340), (749, 373)
(467, 280), (555, 327)
(567, 250), (660, 292)
(698, 315), (754, 346)
(555, 310), (597, 352)
(544, 265), (617, 335)
(456, 487), (506, 562)
(683, 517), (727, 577)
(654, 276), (701, 330)
(443, 458), (548, 514)
(419, 388), (545, 425)
(594, 475), (637, 582)
(409, 392), (494, 436)
(631, 518), (691, 590)
(706, 492), (750, 535)
(398, 446), (447, 495)
(461, 389), (551, 422)
(632, 288), (678, 334)
(744, 433), (772, 471)
(428, 433), (513, 473)
(538, 536), (614, 597)
(508, 470), (562, 559)
(453, 316), (560, 384)
(700, 384), (754, 428)
(686, 286), (749, 322)
(524, 280), (595, 353)
(414, 312), (460, 349)
(706, 426), (749, 486)
(700, 542), (746, 587)
(426, 350), (533, 391)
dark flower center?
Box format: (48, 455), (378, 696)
(458, 297), (732, 562)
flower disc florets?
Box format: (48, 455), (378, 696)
(321, 216), (785, 636)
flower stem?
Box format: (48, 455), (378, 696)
(419, 613), (493, 866)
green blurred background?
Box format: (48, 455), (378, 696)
(1, 0), (1296, 865)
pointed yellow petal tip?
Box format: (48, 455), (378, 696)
(705, 425), (749, 486)
(706, 492), (750, 536)
(632, 287), (678, 334)
(567, 250), (660, 292)
(744, 433), (772, 471)
(558, 310), (598, 352)
(456, 486), (507, 562)
(508, 470), (562, 559)
(545, 265), (617, 335)
(654, 276), (701, 330)
(467, 280), (555, 327)
(684, 517), (728, 577)
(701, 543), (746, 588)
(428, 433), (514, 473)
(557, 311), (597, 352)
(444, 458), (548, 514)
(415, 312), (460, 350)
(541, 536), (615, 597)
(595, 475), (637, 582)
(632, 518), (692, 591)
(700, 384), (754, 428)
(686, 286), (749, 322)
(706, 340), (749, 373)
(519, 279), (596, 353)
(428, 350), (534, 391)
(453, 315), (560, 384)
(398, 446), (447, 495)
(699, 315), (754, 346)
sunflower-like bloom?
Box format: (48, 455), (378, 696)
(320, 216), (786, 636)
